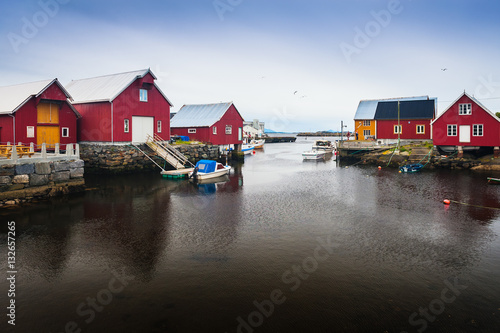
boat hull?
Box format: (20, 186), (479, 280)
(487, 177), (500, 185)
(190, 166), (231, 180)
(302, 151), (326, 161)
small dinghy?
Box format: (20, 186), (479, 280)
(487, 177), (500, 185)
(399, 163), (423, 173)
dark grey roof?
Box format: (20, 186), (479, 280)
(374, 100), (435, 120)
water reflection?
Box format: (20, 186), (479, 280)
(0, 140), (499, 332)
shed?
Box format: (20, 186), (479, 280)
(170, 102), (244, 145)
(431, 92), (500, 151)
(374, 99), (436, 140)
(354, 96), (432, 140)
(0, 79), (80, 147)
(65, 68), (172, 143)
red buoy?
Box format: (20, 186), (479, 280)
(443, 199), (451, 205)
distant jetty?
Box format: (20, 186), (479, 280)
(264, 137), (297, 143)
(297, 131), (343, 137)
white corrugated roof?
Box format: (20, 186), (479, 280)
(65, 68), (172, 106)
(0, 79), (56, 114)
(171, 102), (234, 127)
(354, 96), (430, 120)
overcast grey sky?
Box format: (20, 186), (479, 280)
(2, 0), (500, 131)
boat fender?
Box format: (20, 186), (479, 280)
(443, 199), (451, 205)
(378, 166), (381, 170)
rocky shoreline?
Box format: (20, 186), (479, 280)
(340, 146), (500, 171)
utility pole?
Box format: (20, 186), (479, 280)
(341, 120), (344, 143)
(397, 101), (401, 152)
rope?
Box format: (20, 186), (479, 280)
(447, 199), (500, 211)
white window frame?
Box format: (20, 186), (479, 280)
(157, 120), (162, 133)
(459, 103), (471, 115)
(225, 125), (232, 135)
(394, 125), (402, 134)
(473, 124), (483, 136)
(363, 120), (371, 126)
(27, 126), (35, 138)
(124, 119), (129, 133)
(188, 128), (196, 134)
(363, 129), (371, 136)
(416, 125), (425, 134)
(61, 127), (69, 138)
(447, 124), (457, 136)
(139, 89), (148, 102)
(213, 126), (217, 135)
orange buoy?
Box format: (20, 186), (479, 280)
(378, 166), (382, 170)
(443, 199), (451, 205)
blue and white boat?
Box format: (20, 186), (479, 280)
(189, 160), (231, 180)
(399, 163), (423, 173)
(241, 144), (255, 155)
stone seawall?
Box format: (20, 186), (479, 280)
(80, 143), (221, 174)
(340, 150), (494, 170)
(0, 160), (85, 206)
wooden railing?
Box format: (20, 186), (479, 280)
(0, 142), (80, 160)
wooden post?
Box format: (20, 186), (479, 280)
(75, 144), (80, 159)
(29, 142), (34, 152)
(55, 143), (60, 155)
(42, 143), (47, 158)
(66, 143), (73, 156)
(11, 145), (18, 160)
(494, 146), (499, 159)
(457, 146), (463, 158)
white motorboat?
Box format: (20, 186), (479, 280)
(302, 150), (326, 161)
(189, 160), (231, 180)
(312, 140), (334, 153)
(241, 144), (255, 155)
(249, 139), (265, 149)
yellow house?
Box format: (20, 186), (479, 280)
(353, 100), (378, 140)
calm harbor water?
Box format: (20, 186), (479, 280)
(1, 137), (500, 333)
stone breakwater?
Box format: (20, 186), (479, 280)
(0, 160), (85, 206)
(80, 143), (221, 174)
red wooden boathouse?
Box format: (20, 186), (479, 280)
(432, 91), (500, 152)
(65, 69), (172, 143)
(374, 99), (436, 141)
(0, 79), (79, 146)
(170, 102), (244, 145)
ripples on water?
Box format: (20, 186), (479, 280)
(1, 137), (500, 332)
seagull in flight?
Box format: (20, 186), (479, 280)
(293, 91), (298, 95)
(441, 68), (447, 71)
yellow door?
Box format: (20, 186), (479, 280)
(37, 126), (60, 147)
(37, 103), (59, 124)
